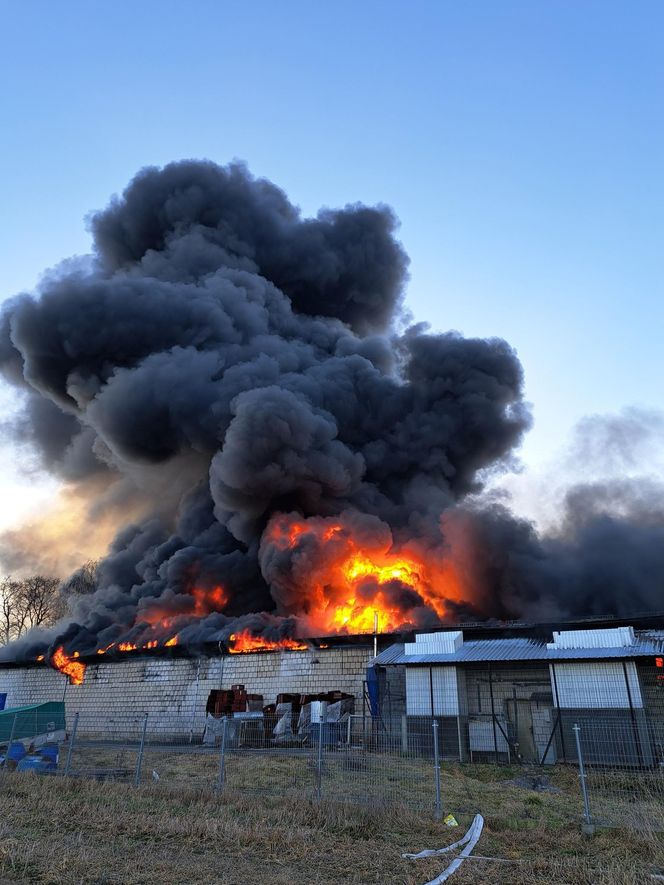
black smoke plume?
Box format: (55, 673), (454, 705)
(0, 160), (661, 660)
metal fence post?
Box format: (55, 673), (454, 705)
(432, 719), (442, 820)
(1, 713), (18, 770)
(316, 704), (325, 801)
(488, 663), (499, 764)
(64, 712), (79, 777)
(573, 723), (593, 834)
(134, 713), (148, 787)
(216, 717), (228, 793)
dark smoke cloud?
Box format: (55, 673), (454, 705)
(16, 395), (106, 481)
(91, 160), (408, 334)
(443, 474), (664, 622)
(1, 158), (659, 662)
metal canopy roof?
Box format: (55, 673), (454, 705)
(371, 631), (664, 666)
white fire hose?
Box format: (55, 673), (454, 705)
(402, 813), (484, 885)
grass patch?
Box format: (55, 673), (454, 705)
(1, 758), (663, 883)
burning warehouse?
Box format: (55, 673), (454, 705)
(0, 635), (372, 745)
(2, 159), (664, 756)
(2, 618), (664, 772)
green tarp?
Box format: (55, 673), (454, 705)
(0, 702), (65, 743)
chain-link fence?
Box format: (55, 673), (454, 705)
(0, 706), (453, 819)
(4, 692), (664, 834)
(0, 705), (629, 829)
(572, 718), (664, 831)
(139, 707), (443, 815)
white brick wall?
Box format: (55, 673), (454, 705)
(0, 646), (372, 739)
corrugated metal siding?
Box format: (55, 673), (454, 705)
(551, 661), (644, 709)
(405, 666), (459, 715)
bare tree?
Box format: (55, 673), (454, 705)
(60, 559), (100, 597)
(0, 577), (21, 645)
(0, 575), (63, 645)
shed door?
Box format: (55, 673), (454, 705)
(505, 699), (537, 762)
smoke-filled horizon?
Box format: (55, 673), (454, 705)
(1, 160), (663, 662)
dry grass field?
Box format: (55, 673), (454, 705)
(1, 757), (664, 885)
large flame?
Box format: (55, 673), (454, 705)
(263, 513), (464, 634)
(51, 646), (87, 684)
(40, 517), (466, 666)
(228, 631), (308, 654)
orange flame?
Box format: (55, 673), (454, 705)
(38, 585), (214, 667)
(228, 631), (308, 654)
(51, 646), (87, 684)
(93, 634), (179, 656)
(36, 521), (464, 665)
(264, 513), (463, 634)
(136, 585), (227, 628)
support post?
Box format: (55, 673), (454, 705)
(432, 719), (442, 821)
(551, 663), (567, 762)
(622, 661), (644, 767)
(315, 704), (325, 801)
(64, 712), (79, 777)
(2, 713), (18, 770)
(216, 717), (228, 793)
(429, 667), (435, 717)
(539, 710), (560, 766)
(573, 723), (593, 834)
(134, 713), (148, 787)
(488, 663), (499, 764)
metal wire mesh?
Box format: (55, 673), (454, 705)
(573, 718), (664, 830)
(3, 644), (664, 829)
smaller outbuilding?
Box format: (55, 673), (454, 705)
(369, 625), (664, 767)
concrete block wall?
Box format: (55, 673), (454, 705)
(0, 646), (372, 740)
(0, 666), (66, 708)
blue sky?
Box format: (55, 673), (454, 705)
(1, 1), (662, 526)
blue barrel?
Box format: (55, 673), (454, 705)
(17, 755), (49, 772)
(7, 741), (26, 762)
(40, 744), (59, 768)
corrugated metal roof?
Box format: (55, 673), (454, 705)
(371, 631), (664, 666)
